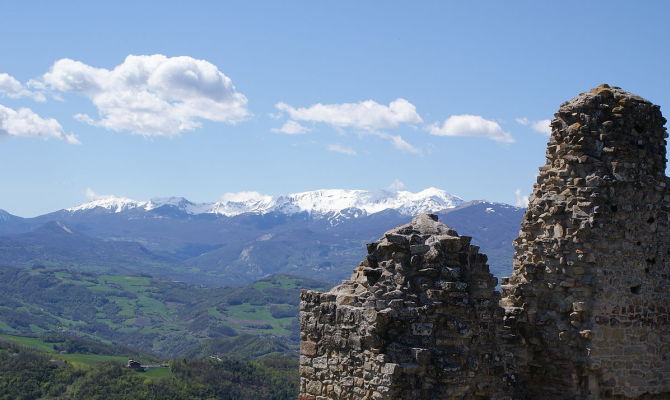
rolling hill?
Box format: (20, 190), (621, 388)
(0, 267), (329, 356)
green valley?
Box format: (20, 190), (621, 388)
(0, 267), (330, 357)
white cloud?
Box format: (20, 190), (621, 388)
(275, 98), (422, 131)
(532, 120), (551, 135)
(428, 114), (514, 143)
(273, 98), (422, 154)
(387, 133), (420, 153)
(0, 74), (22, 95)
(514, 189), (530, 207)
(516, 117), (551, 136)
(272, 120), (310, 135)
(0, 73), (46, 102)
(0, 104), (79, 144)
(387, 179), (405, 191)
(41, 54), (249, 136)
(221, 191), (272, 203)
(326, 143), (357, 155)
(365, 131), (420, 154)
(84, 188), (115, 200)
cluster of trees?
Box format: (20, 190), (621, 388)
(42, 333), (151, 359)
(0, 340), (81, 399)
(0, 341), (298, 400)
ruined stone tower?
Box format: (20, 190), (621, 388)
(500, 84), (670, 399)
(299, 85), (669, 400)
(299, 214), (512, 399)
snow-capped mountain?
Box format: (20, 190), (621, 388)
(66, 196), (145, 213)
(65, 196), (205, 214)
(66, 188), (464, 218)
(1, 196), (523, 287)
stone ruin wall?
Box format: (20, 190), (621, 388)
(299, 85), (670, 400)
(299, 214), (513, 399)
(500, 85), (670, 399)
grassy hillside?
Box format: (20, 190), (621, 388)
(0, 267), (330, 356)
(178, 334), (293, 360)
(0, 333), (152, 368)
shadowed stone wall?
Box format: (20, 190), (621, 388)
(500, 84), (670, 399)
(299, 214), (513, 399)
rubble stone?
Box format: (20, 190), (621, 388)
(501, 84), (670, 399)
(299, 214), (514, 399)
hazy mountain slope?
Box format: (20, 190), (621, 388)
(438, 201), (524, 278)
(0, 210), (32, 236)
(0, 221), (178, 275)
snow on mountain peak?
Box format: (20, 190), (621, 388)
(66, 196), (144, 213)
(66, 188), (465, 217)
(211, 192), (275, 216)
(278, 187), (463, 216)
(145, 197), (205, 213)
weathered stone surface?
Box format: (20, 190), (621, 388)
(299, 214), (514, 399)
(501, 84), (670, 399)
(298, 84), (669, 400)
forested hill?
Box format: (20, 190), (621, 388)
(0, 338), (298, 400)
(0, 267), (329, 357)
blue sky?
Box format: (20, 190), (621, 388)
(1, 1), (669, 217)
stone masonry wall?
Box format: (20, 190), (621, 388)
(299, 214), (513, 400)
(298, 84), (669, 400)
(500, 84), (670, 399)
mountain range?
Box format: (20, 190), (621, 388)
(64, 187), (464, 218)
(0, 188), (524, 285)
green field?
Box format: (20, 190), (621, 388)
(0, 333), (172, 379)
(0, 334), (56, 352)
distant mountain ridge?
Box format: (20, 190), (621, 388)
(64, 187), (464, 218)
(0, 189), (524, 286)
(0, 221), (180, 275)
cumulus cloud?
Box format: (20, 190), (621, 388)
(84, 188), (115, 200)
(0, 73), (46, 102)
(274, 98), (422, 153)
(272, 120), (310, 135)
(275, 98), (422, 131)
(0, 104), (79, 144)
(428, 114), (514, 143)
(326, 143), (357, 156)
(387, 179), (405, 191)
(516, 117), (551, 136)
(40, 54), (249, 136)
(514, 189), (530, 207)
(0, 74), (22, 95)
